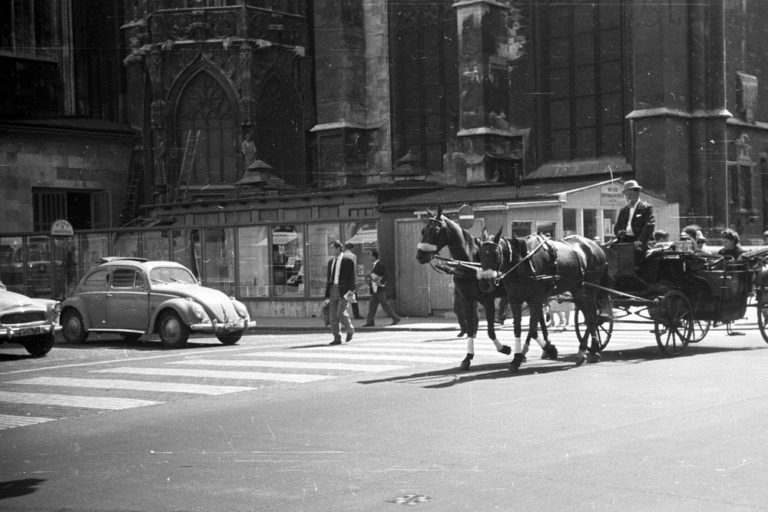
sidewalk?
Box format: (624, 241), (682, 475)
(251, 314), (462, 332)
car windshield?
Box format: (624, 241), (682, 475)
(149, 266), (197, 284)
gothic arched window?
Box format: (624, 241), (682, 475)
(175, 71), (237, 185)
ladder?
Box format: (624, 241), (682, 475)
(176, 129), (200, 202)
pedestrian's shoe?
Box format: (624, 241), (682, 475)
(346, 331), (354, 342)
(362, 322), (375, 327)
(391, 318), (401, 326)
(329, 336), (342, 345)
(457, 330), (466, 337)
(353, 316), (363, 320)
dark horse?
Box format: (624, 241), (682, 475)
(477, 228), (609, 369)
(416, 208), (511, 369)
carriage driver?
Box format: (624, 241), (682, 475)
(613, 180), (655, 251)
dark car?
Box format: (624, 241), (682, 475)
(60, 257), (256, 348)
(0, 279), (61, 357)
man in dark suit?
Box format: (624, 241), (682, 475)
(324, 240), (356, 345)
(613, 180), (655, 250)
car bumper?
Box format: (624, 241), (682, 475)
(0, 322), (61, 341)
(189, 319), (257, 334)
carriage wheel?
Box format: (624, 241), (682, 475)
(653, 291), (693, 356)
(687, 319), (711, 344)
(574, 296), (614, 352)
(757, 298), (768, 343)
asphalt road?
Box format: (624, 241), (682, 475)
(2, 319), (768, 511)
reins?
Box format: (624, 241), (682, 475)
(428, 254), (482, 276)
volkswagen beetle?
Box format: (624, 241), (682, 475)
(0, 279), (61, 357)
(60, 257), (256, 348)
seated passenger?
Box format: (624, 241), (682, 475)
(695, 231), (709, 253)
(718, 228), (744, 260)
(646, 229), (675, 257)
(681, 224), (709, 254)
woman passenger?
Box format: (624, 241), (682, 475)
(718, 228), (744, 259)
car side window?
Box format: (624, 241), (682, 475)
(82, 269), (109, 292)
(111, 269), (137, 289)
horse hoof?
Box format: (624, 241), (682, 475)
(587, 352), (601, 364)
(500, 345), (512, 355)
(509, 353), (525, 372)
(542, 343), (558, 360)
(575, 354), (586, 367)
(459, 360), (471, 370)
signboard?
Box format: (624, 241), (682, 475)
(600, 183), (625, 206)
(458, 204), (474, 229)
(51, 219), (74, 237)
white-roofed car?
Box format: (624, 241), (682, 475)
(60, 257), (256, 348)
(0, 279), (61, 357)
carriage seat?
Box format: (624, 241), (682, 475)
(606, 242), (638, 277)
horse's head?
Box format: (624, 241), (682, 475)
(476, 227), (504, 293)
(416, 208), (447, 264)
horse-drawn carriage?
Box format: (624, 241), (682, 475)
(416, 206), (768, 371)
(575, 242), (768, 357)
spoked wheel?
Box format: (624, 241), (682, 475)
(574, 296), (614, 352)
(653, 290), (693, 356)
(687, 319), (711, 344)
(757, 298), (768, 343)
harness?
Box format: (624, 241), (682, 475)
(495, 235), (549, 282)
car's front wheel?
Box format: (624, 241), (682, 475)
(158, 311), (189, 348)
(24, 333), (55, 357)
(61, 309), (88, 343)
(216, 331), (243, 345)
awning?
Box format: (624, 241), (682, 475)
(346, 228), (378, 245)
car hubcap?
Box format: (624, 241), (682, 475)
(163, 318), (180, 340)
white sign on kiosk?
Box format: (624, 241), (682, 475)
(51, 219), (74, 237)
(600, 183), (624, 206)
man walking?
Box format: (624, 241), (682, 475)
(343, 242), (363, 319)
(363, 249), (401, 327)
(324, 240), (356, 345)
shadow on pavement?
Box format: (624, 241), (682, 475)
(0, 478), (45, 500)
(359, 343), (767, 388)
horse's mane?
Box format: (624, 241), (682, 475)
(437, 214), (477, 262)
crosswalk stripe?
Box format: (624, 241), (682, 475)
(0, 391), (161, 410)
(0, 414), (56, 430)
(93, 367), (331, 383)
(8, 377), (255, 395)
(168, 359), (403, 372)
(243, 351), (457, 364)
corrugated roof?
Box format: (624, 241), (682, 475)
(379, 179), (616, 212)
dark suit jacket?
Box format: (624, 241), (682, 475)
(325, 255), (356, 298)
(614, 200), (655, 244)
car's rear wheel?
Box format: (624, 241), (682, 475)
(61, 309), (88, 343)
(158, 311), (189, 348)
(24, 333), (55, 357)
(216, 331), (243, 345)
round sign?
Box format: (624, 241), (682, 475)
(458, 204), (474, 229)
(51, 219), (74, 237)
